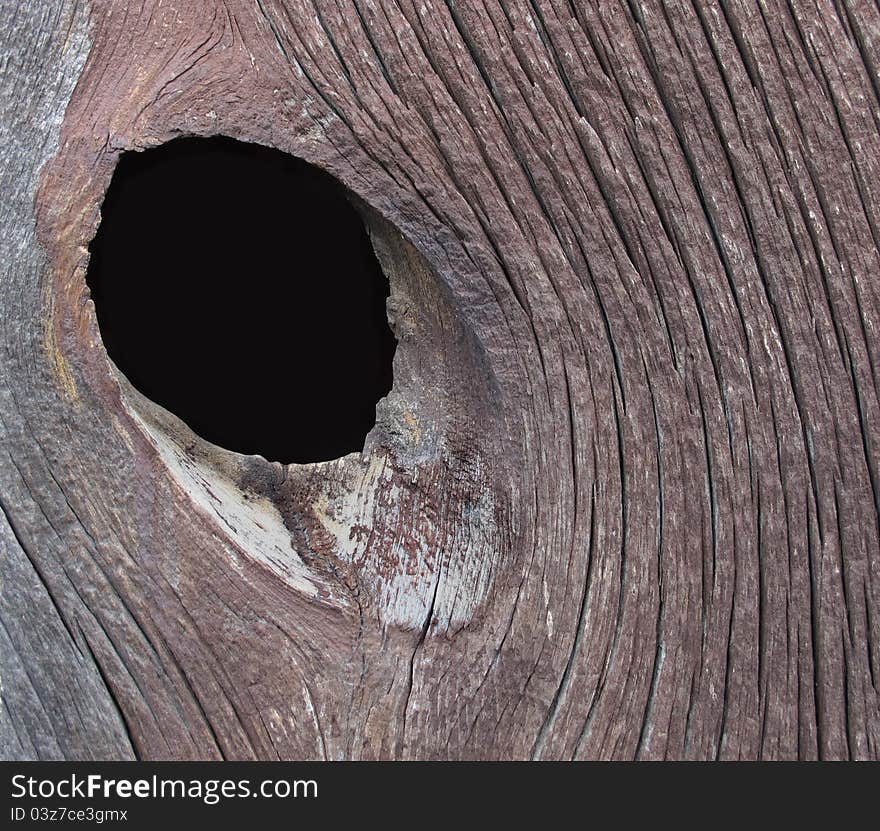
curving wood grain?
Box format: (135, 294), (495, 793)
(2, 0), (878, 759)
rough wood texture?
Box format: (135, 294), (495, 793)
(2, 0), (879, 760)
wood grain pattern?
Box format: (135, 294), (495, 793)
(2, 0), (879, 759)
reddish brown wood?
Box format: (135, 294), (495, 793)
(2, 0), (879, 759)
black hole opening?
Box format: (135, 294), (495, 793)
(86, 136), (397, 464)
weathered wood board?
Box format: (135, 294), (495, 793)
(1, 0), (879, 759)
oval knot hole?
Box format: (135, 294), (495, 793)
(87, 136), (397, 464)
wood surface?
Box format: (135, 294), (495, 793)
(2, 0), (879, 759)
